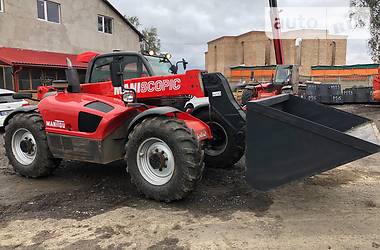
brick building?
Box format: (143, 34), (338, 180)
(205, 30), (347, 82)
(0, 0), (142, 91)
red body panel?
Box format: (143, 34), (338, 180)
(77, 51), (100, 63)
(250, 83), (282, 101)
(38, 92), (212, 141)
(39, 93), (140, 140)
(373, 68), (380, 102)
(81, 70), (205, 99)
(37, 86), (55, 100)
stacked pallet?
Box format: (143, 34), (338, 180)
(304, 83), (377, 104)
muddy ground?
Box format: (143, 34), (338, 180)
(0, 104), (379, 249)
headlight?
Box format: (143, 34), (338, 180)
(122, 90), (136, 103)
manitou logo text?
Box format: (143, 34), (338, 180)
(46, 120), (65, 129)
(114, 78), (182, 95)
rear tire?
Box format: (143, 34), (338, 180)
(4, 113), (59, 178)
(126, 117), (204, 202)
(194, 109), (245, 169)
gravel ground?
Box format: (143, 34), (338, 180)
(0, 104), (379, 249)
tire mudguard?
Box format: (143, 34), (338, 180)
(191, 104), (209, 116)
(3, 106), (38, 127)
(127, 107), (181, 133)
(128, 106), (212, 141)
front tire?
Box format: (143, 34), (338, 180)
(4, 113), (59, 178)
(126, 117), (204, 202)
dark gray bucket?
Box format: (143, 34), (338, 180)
(246, 94), (380, 191)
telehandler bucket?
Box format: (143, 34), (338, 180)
(246, 94), (380, 191)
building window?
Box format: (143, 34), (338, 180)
(0, 0), (4, 12)
(241, 41), (245, 65)
(37, 0), (60, 23)
(98, 15), (113, 34)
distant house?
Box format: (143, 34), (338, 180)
(0, 0), (143, 91)
(205, 30), (347, 82)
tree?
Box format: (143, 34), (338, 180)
(126, 16), (141, 29)
(141, 27), (161, 54)
(350, 0), (380, 62)
(125, 16), (161, 54)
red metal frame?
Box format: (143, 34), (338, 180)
(269, 0), (285, 65)
(80, 70), (205, 99)
(373, 67), (380, 101)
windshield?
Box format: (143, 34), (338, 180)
(144, 56), (173, 76)
(275, 67), (291, 84)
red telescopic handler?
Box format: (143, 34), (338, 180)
(4, 50), (379, 202)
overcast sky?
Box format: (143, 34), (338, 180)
(109, 0), (373, 70)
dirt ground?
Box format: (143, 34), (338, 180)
(0, 104), (379, 250)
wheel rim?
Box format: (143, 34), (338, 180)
(11, 128), (37, 165)
(205, 122), (228, 157)
(137, 138), (175, 186)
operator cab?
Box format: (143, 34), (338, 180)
(84, 51), (189, 84)
(273, 65), (293, 86)
(273, 64), (300, 94)
(81, 51), (191, 110)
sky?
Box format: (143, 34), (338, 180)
(109, 0), (373, 70)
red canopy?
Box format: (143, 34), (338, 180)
(0, 47), (88, 69)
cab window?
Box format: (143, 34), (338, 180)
(90, 55), (149, 83)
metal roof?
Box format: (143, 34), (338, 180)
(0, 47), (88, 69)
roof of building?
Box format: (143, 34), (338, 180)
(230, 65), (277, 70)
(208, 29), (347, 44)
(312, 64), (380, 70)
(0, 47), (88, 69)
(208, 31), (266, 44)
(102, 0), (143, 39)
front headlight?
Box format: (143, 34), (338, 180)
(122, 90), (136, 103)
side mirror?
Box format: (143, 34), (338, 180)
(110, 58), (124, 88)
(182, 58), (188, 71)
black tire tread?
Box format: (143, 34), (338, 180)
(126, 116), (204, 202)
(194, 109), (245, 169)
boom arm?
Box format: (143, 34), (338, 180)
(269, 0), (285, 65)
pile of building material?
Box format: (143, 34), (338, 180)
(304, 83), (378, 104)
